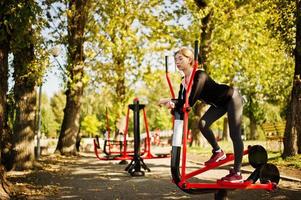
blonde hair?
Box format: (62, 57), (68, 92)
(175, 47), (194, 66)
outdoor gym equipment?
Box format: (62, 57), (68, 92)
(140, 102), (170, 159)
(166, 40), (280, 199)
(93, 100), (170, 161)
(93, 108), (134, 161)
(125, 98), (150, 176)
(125, 98), (171, 176)
(102, 108), (125, 156)
(165, 55), (175, 99)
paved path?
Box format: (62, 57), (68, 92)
(8, 151), (301, 200)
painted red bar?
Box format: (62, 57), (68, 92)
(122, 108), (130, 157)
(180, 41), (199, 183)
(185, 149), (249, 180)
(180, 180), (275, 191)
(106, 108), (111, 155)
(142, 108), (152, 156)
(93, 139), (133, 161)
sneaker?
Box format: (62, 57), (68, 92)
(204, 150), (226, 165)
(221, 168), (243, 183)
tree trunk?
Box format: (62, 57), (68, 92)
(296, 0), (301, 155)
(116, 71), (126, 104)
(114, 65), (127, 117)
(0, 44), (14, 172)
(0, 41), (11, 200)
(199, 10), (214, 70)
(56, 88), (82, 155)
(190, 115), (201, 147)
(189, 8), (214, 147)
(13, 77), (36, 170)
(12, 38), (36, 170)
(55, 0), (88, 155)
(190, 122), (202, 147)
(249, 118), (257, 140)
(190, 102), (205, 147)
(283, 0), (301, 158)
(283, 97), (298, 157)
(222, 117), (230, 141)
(0, 44), (8, 159)
(0, 44), (8, 143)
(0, 165), (12, 200)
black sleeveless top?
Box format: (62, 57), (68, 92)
(175, 70), (233, 110)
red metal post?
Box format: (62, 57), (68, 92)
(181, 40), (199, 183)
(122, 107), (130, 157)
(106, 108), (111, 155)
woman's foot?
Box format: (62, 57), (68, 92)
(221, 168), (243, 183)
(204, 149), (226, 165)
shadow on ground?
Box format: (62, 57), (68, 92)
(7, 153), (301, 200)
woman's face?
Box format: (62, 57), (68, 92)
(175, 53), (192, 71)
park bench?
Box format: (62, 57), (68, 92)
(261, 122), (285, 152)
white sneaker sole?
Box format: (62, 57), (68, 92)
(205, 154), (227, 165)
(222, 179), (244, 183)
(216, 154), (227, 162)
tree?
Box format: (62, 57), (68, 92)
(265, 0), (301, 156)
(55, 0), (91, 155)
(0, 0), (46, 197)
(185, 0), (294, 140)
(80, 87), (114, 134)
(12, 1), (46, 170)
(41, 94), (59, 138)
(50, 91), (66, 134)
(283, 0), (301, 157)
(81, 115), (101, 137)
(187, 0), (215, 146)
(138, 70), (180, 132)
(0, 13), (9, 147)
(0, 1), (13, 198)
(88, 0), (183, 125)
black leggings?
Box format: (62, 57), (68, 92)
(199, 88), (244, 172)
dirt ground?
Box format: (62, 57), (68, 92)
(7, 151), (301, 200)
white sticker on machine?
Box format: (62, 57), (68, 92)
(172, 120), (183, 147)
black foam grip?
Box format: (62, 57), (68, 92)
(165, 56), (168, 73)
(194, 40), (199, 60)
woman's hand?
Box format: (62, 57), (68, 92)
(158, 98), (175, 109)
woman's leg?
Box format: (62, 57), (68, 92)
(199, 106), (227, 151)
(227, 89), (244, 172)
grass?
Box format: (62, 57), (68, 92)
(268, 153), (301, 169)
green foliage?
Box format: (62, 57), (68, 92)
(184, 0), (294, 126)
(79, 69), (179, 135)
(75, 0), (295, 136)
(80, 87), (113, 133)
(81, 114), (101, 137)
(86, 0), (185, 117)
(1, 1), (49, 86)
(137, 69), (181, 131)
(41, 93), (59, 138)
(15, 0), (295, 143)
(266, 0), (296, 54)
(45, 1), (187, 133)
(50, 91), (66, 131)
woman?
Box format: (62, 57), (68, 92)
(160, 47), (244, 183)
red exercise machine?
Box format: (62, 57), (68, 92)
(167, 40), (280, 199)
(93, 102), (170, 161)
(93, 108), (133, 161)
